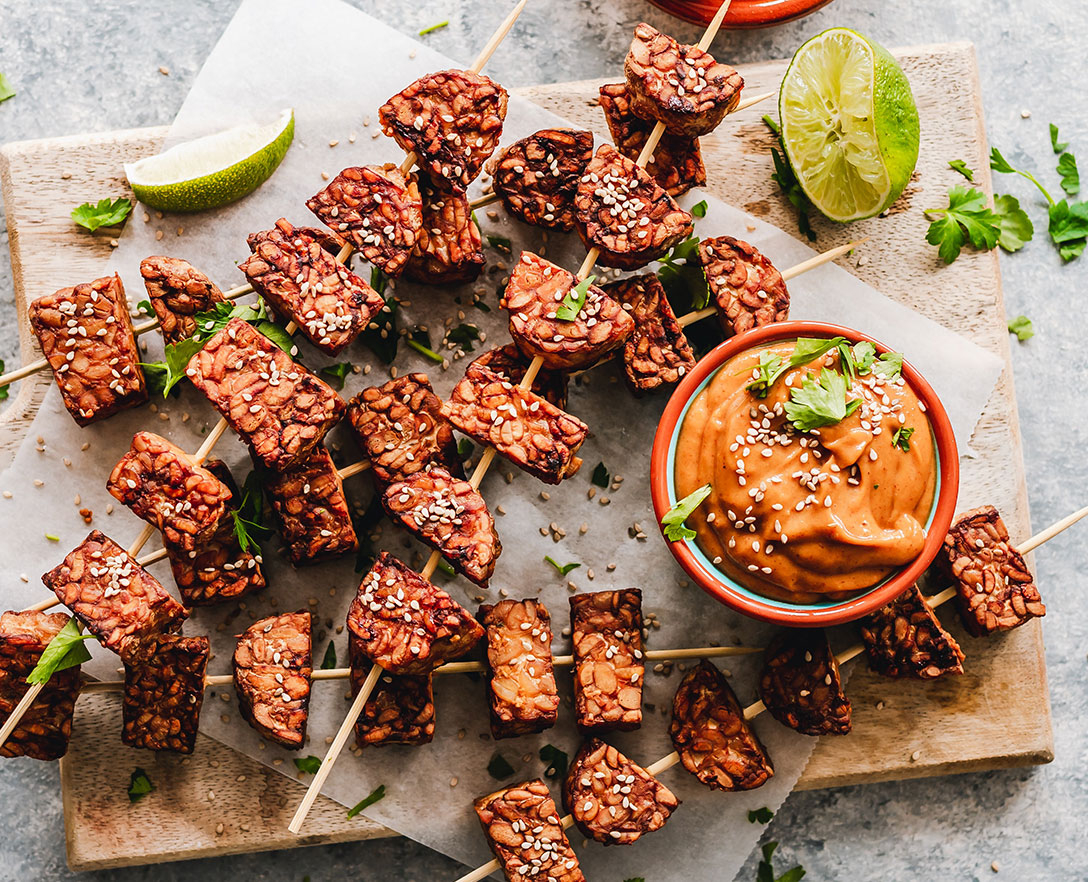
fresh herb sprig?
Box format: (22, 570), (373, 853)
(1008, 315), (1034, 342)
(71, 197), (133, 231)
(756, 841), (805, 882)
(924, 185), (1032, 263)
(784, 368), (861, 432)
(661, 484), (712, 542)
(544, 556), (580, 576)
(347, 785), (386, 818)
(555, 276), (596, 321)
(140, 336), (205, 398)
(26, 618), (94, 685)
(231, 471), (273, 554)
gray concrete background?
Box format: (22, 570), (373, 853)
(1, 0), (1085, 878)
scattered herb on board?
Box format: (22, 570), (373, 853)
(690, 199), (708, 218)
(485, 233), (513, 253)
(1051, 123), (1069, 154)
(136, 298), (153, 316)
(457, 438), (475, 460)
(544, 556), (580, 576)
(347, 785), (387, 818)
(784, 369), (861, 432)
(892, 426), (915, 451)
(353, 494), (387, 573)
(661, 484), (712, 542)
(656, 234), (710, 312)
(71, 197), (133, 231)
(923, 185), (1032, 263)
(948, 159), (974, 181)
(44, 533), (60, 542)
(26, 618), (94, 685)
(556, 276), (596, 321)
(294, 755), (322, 775)
(0, 360), (7, 401)
(0, 73), (15, 104)
(128, 768), (155, 803)
(487, 752), (516, 780)
(360, 269), (400, 362)
(447, 322), (482, 353)
(320, 641), (337, 670)
(756, 841), (805, 882)
(231, 472), (272, 554)
(436, 558), (456, 577)
(407, 329), (444, 364)
(748, 807), (774, 824)
(1058, 152), (1080, 196)
(591, 461), (610, 488)
(762, 115), (816, 242)
(539, 744), (569, 779)
(320, 362), (353, 388)
(1008, 315), (1034, 341)
(418, 20), (449, 35)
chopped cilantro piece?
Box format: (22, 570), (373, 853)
(26, 618), (93, 685)
(487, 752), (515, 780)
(544, 556), (580, 576)
(347, 785), (386, 818)
(690, 199), (708, 218)
(783, 369), (861, 432)
(892, 426), (915, 451)
(71, 197), (133, 231)
(555, 276), (595, 322)
(320, 641), (337, 670)
(539, 744), (568, 779)
(591, 462), (610, 488)
(1051, 123), (1069, 155)
(447, 323), (482, 353)
(294, 755), (322, 775)
(319, 362), (353, 388)
(661, 484), (712, 542)
(418, 20), (448, 35)
(948, 159), (974, 181)
(128, 768), (155, 803)
(748, 806), (774, 824)
(1007, 315), (1034, 341)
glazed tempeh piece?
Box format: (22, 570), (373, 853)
(569, 589), (644, 734)
(122, 634), (210, 754)
(479, 599), (559, 739)
(349, 636), (436, 747)
(233, 611), (312, 749)
(757, 630), (851, 736)
(28, 274), (148, 426)
(441, 362), (588, 484)
(574, 143), (693, 270)
(486, 128), (594, 231)
(107, 431), (234, 551)
(306, 164), (423, 277)
(860, 584), (965, 679)
(564, 738), (679, 845)
(42, 530), (187, 666)
(381, 467), (501, 587)
(347, 373), (463, 486)
(0, 611), (82, 760)
(605, 273), (696, 392)
(502, 252), (635, 371)
(942, 505), (1045, 636)
(624, 22), (744, 137)
(348, 552), (483, 675)
(475, 779), (586, 882)
(669, 659), (774, 791)
(403, 177), (485, 285)
(698, 236), (789, 337)
(379, 69), (508, 193)
(470, 344), (569, 410)
(140, 255), (225, 345)
(241, 218), (384, 355)
(598, 82), (706, 197)
(263, 445), (358, 565)
(186, 318), (345, 470)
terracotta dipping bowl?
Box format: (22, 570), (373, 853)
(646, 0), (836, 29)
(650, 321), (959, 627)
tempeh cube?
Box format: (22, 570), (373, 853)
(42, 530), (187, 666)
(347, 373), (463, 486)
(0, 611), (82, 760)
(379, 69), (508, 193)
(604, 273), (696, 392)
(563, 738), (679, 845)
(403, 177), (485, 285)
(574, 143), (693, 270)
(186, 317), (345, 470)
(140, 255), (225, 345)
(349, 635), (435, 747)
(442, 362), (588, 485)
(262, 445), (358, 565)
(860, 584), (966, 679)
(381, 467), (501, 587)
(598, 82), (706, 197)
(624, 22), (744, 137)
(757, 630), (851, 736)
(28, 274), (148, 426)
(479, 599), (559, 739)
(306, 165), (423, 277)
(474, 779), (586, 882)
(470, 344), (568, 410)
(241, 218), (384, 355)
(122, 634), (209, 754)
(107, 430), (234, 551)
(233, 611), (312, 749)
(569, 589), (644, 734)
(942, 505), (1045, 636)
(669, 659), (773, 791)
(502, 251), (635, 371)
(486, 128), (594, 231)
(348, 552), (483, 674)
(698, 236), (789, 337)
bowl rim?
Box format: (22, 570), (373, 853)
(649, 320), (960, 627)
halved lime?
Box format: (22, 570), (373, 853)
(779, 29), (919, 223)
(124, 108), (295, 213)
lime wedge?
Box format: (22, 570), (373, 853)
(778, 29), (919, 223)
(125, 108), (295, 213)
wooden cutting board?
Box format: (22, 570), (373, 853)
(0, 43), (1052, 872)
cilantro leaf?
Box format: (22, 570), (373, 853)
(359, 277), (400, 363)
(1047, 199), (1088, 261)
(0, 73), (15, 104)
(485, 234), (512, 253)
(657, 234), (711, 315)
(892, 426), (915, 451)
(294, 755), (322, 774)
(992, 194), (1033, 252)
(873, 352), (903, 379)
(457, 438), (475, 461)
(591, 462), (610, 488)
(487, 752), (516, 780)
(690, 199), (708, 218)
(851, 341), (876, 374)
(745, 351), (785, 398)
(758, 841), (805, 882)
(763, 115), (816, 241)
(1058, 152), (1080, 196)
(539, 744), (568, 779)
(0, 360), (7, 401)
(140, 336), (205, 399)
(623, 878), (646, 882)
(746, 337), (846, 398)
(128, 768), (155, 803)
(254, 319), (295, 354)
(948, 159), (974, 181)
(347, 785), (386, 818)
(418, 19), (448, 35)
(1007, 315), (1034, 342)
(136, 298), (153, 316)
(748, 806), (774, 824)
(319, 362), (353, 389)
(924, 186), (1000, 264)
(407, 329), (444, 364)
(784, 369), (861, 432)
(436, 558), (456, 577)
(989, 147), (1054, 204)
(71, 197), (133, 232)
(353, 495), (386, 573)
(231, 471), (272, 554)
(320, 641), (337, 670)
(1051, 123), (1069, 155)
(447, 323), (482, 353)
(26, 618), (94, 685)
(544, 556), (580, 576)
(661, 484), (712, 542)
(555, 276), (596, 322)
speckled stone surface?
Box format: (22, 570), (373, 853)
(1, 0), (1086, 878)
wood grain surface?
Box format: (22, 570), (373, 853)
(0, 43), (1052, 871)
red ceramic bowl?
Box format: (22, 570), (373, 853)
(650, 321), (959, 627)
(646, 0), (835, 28)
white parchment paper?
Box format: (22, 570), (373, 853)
(0, 1), (1004, 879)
